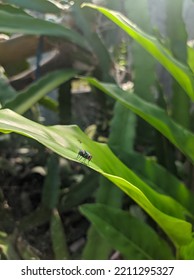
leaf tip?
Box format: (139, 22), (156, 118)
(81, 3), (96, 9)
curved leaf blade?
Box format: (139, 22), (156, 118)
(0, 109), (192, 247)
(50, 208), (70, 260)
(0, 11), (89, 50)
(83, 77), (194, 164)
(82, 4), (194, 101)
(5, 69), (78, 114)
(80, 204), (174, 259)
(125, 152), (194, 213)
(1, 0), (62, 14)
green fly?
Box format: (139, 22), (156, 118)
(77, 149), (92, 164)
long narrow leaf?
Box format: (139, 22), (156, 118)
(50, 208), (70, 260)
(82, 4), (194, 101)
(0, 10), (89, 50)
(41, 154), (60, 209)
(80, 204), (174, 259)
(5, 70), (78, 114)
(83, 77), (194, 164)
(0, 109), (192, 247)
(1, 0), (61, 14)
(124, 152), (194, 213)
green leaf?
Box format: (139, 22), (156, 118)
(0, 231), (20, 260)
(82, 4), (194, 101)
(73, 1), (114, 81)
(41, 154), (60, 209)
(0, 3), (30, 16)
(109, 102), (136, 153)
(80, 204), (174, 259)
(83, 78), (194, 164)
(125, 152), (194, 213)
(0, 75), (16, 106)
(5, 69), (78, 114)
(179, 239), (194, 260)
(39, 96), (58, 113)
(165, 0), (190, 129)
(16, 238), (40, 260)
(124, 1), (156, 142)
(19, 206), (50, 232)
(0, 10), (89, 50)
(188, 45), (194, 73)
(124, 0), (156, 102)
(60, 173), (98, 211)
(0, 109), (192, 247)
(165, 0), (187, 64)
(83, 102), (136, 259)
(50, 208), (70, 260)
(82, 226), (112, 260)
(82, 178), (122, 260)
(1, 0), (62, 14)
